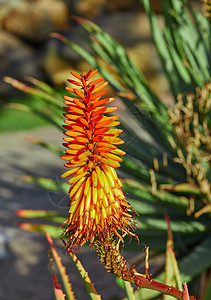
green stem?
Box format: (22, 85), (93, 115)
(95, 237), (196, 300)
(46, 233), (75, 300)
(63, 240), (101, 300)
(123, 281), (136, 300)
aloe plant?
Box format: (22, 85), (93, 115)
(5, 0), (211, 299)
(16, 210), (195, 300)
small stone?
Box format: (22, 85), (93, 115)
(74, 0), (106, 18)
(1, 0), (69, 42)
(106, 0), (140, 12)
(127, 43), (160, 73)
(43, 41), (74, 84)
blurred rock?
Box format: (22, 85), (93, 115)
(52, 68), (76, 86)
(1, 0), (69, 42)
(0, 30), (42, 98)
(74, 0), (162, 17)
(74, 0), (106, 19)
(43, 42), (74, 85)
(147, 73), (169, 96)
(127, 43), (159, 75)
(106, 0), (163, 13)
(92, 11), (163, 47)
(0, 0), (170, 99)
(106, 0), (140, 12)
(127, 42), (169, 96)
(43, 35), (83, 84)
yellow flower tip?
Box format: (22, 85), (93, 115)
(61, 69), (137, 249)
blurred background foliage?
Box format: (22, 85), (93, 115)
(1, 0), (211, 299)
(0, 0), (174, 131)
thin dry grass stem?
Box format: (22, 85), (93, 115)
(163, 152), (168, 167)
(149, 169), (157, 195)
(187, 197), (195, 216)
(144, 246), (150, 278)
(153, 157), (159, 172)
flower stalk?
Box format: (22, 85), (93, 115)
(61, 70), (196, 299)
(95, 236), (196, 300)
(61, 69), (136, 249)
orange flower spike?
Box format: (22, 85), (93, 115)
(61, 69), (136, 249)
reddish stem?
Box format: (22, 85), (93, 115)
(182, 282), (190, 300)
(120, 273), (196, 300)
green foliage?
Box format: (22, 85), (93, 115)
(6, 0), (211, 299)
(3, 77), (64, 130)
(0, 97), (49, 132)
(143, 0), (210, 95)
(47, 233), (75, 300)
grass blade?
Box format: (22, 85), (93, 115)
(46, 233), (75, 300)
(48, 251), (67, 300)
(4, 76), (63, 108)
(16, 209), (66, 224)
(18, 223), (63, 238)
(5, 103), (63, 130)
(164, 215), (182, 300)
(19, 175), (69, 194)
(179, 235), (211, 282)
(25, 136), (63, 155)
(123, 281), (135, 300)
(63, 240), (102, 300)
(142, 0), (179, 98)
(69, 17), (167, 115)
